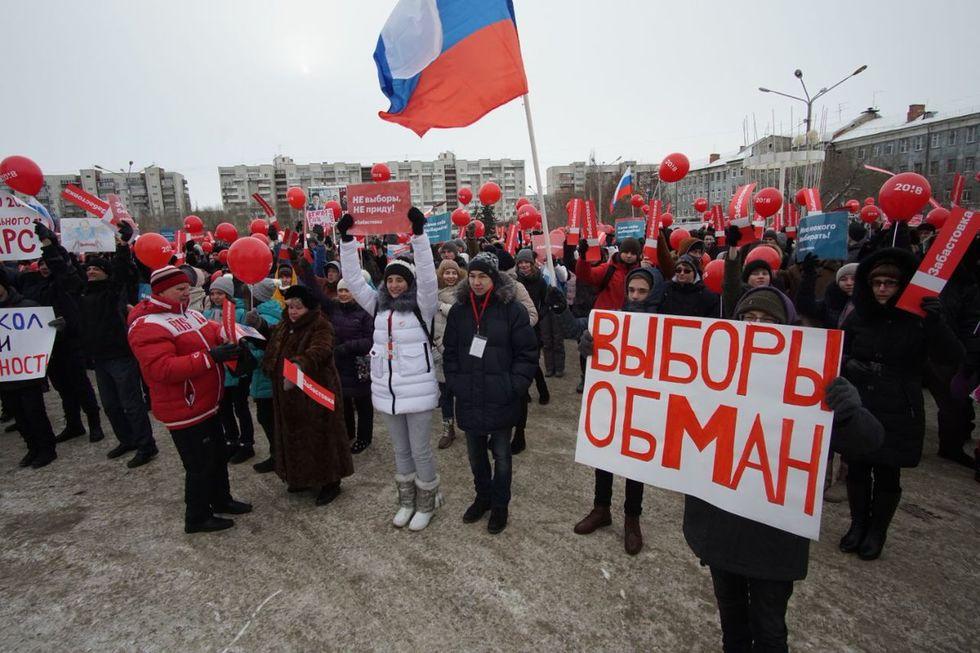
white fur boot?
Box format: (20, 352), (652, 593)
(393, 473), (416, 528)
(408, 475), (444, 531)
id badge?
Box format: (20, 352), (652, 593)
(469, 335), (488, 358)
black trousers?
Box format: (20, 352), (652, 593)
(169, 416), (232, 526)
(93, 356), (157, 455)
(593, 468), (644, 516)
(924, 361), (976, 453)
(343, 395), (374, 444)
(710, 567), (795, 653)
(47, 350), (100, 432)
(3, 386), (55, 456)
(254, 397), (274, 455)
(218, 383), (254, 446)
(847, 462), (901, 492)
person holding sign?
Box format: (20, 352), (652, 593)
(261, 284), (354, 506)
(838, 248), (963, 561)
(128, 266), (251, 534)
(684, 285), (885, 653)
(443, 252), (539, 534)
(337, 208), (444, 531)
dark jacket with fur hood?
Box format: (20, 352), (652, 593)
(443, 274), (539, 433)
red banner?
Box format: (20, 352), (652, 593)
(952, 173), (965, 207)
(346, 181), (412, 235)
(283, 358), (336, 410)
(531, 232), (563, 261)
(221, 299), (239, 372)
(61, 184), (113, 223)
(252, 193), (276, 221)
(566, 198), (584, 245)
(643, 199), (662, 261)
(106, 194), (134, 227)
(504, 223), (518, 255)
(802, 188), (822, 212)
(727, 183), (757, 220)
(583, 199), (601, 262)
(896, 208), (979, 317)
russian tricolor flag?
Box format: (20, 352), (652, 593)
(610, 167), (633, 213)
(374, 0), (529, 136)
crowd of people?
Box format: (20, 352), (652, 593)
(2, 207), (977, 652)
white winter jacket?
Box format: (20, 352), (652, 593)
(340, 234), (439, 415)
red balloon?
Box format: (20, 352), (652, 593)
(668, 228), (690, 251)
(795, 189), (808, 206)
(745, 245), (781, 272)
(845, 199), (861, 213)
(864, 197), (875, 206)
(251, 232), (270, 245)
(641, 205), (651, 215)
(133, 233), (173, 270)
(249, 219), (267, 235)
(451, 208), (471, 227)
(660, 213), (674, 228)
(659, 153), (690, 183)
(228, 237), (273, 284)
(753, 187), (783, 218)
(517, 205), (538, 230)
(324, 200), (342, 219)
(471, 220), (486, 238)
(515, 197), (530, 211)
(286, 186), (306, 210)
(878, 172), (931, 222)
(693, 197), (709, 213)
(926, 207), (950, 228)
(703, 259), (724, 293)
(217, 249), (229, 264)
(201, 240), (214, 254)
(371, 163), (391, 183)
(457, 187), (473, 205)
(478, 182), (502, 205)
(183, 215), (204, 233)
(859, 204), (881, 224)
(0, 155), (44, 196)
(214, 222), (239, 243)
(630, 194), (645, 208)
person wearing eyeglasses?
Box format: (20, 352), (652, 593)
(838, 248), (963, 561)
(656, 253), (720, 318)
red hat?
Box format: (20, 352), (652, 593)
(150, 265), (190, 295)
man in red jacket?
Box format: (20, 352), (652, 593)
(128, 266), (251, 534)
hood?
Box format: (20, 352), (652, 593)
(455, 273), (518, 305)
(853, 247), (917, 316)
(622, 268), (660, 314)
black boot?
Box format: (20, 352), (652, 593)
(511, 428), (526, 455)
(858, 489), (902, 561)
(54, 424), (86, 443)
(86, 413), (105, 443)
(253, 457), (275, 473)
(839, 477), (871, 553)
(18, 450), (37, 467)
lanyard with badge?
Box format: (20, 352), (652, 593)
(469, 291), (491, 358)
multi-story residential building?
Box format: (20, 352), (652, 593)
(34, 167), (191, 221)
(219, 152), (526, 221)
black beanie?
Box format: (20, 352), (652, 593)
(619, 237), (641, 255)
(85, 256), (112, 276)
(741, 259), (772, 282)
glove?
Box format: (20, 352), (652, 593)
(825, 376), (861, 423)
(407, 207), (426, 236)
(920, 296), (944, 323)
(283, 377), (296, 391)
(267, 223), (279, 241)
(335, 214), (355, 243)
(578, 330), (594, 359)
(577, 239), (589, 258)
(34, 220), (58, 245)
(724, 224), (741, 248)
(243, 310), (261, 328)
(208, 343), (240, 363)
(47, 316), (67, 332)
(801, 253), (818, 275)
(117, 220), (134, 243)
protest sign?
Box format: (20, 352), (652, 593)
(0, 306), (57, 382)
(106, 194), (134, 226)
(615, 218), (646, 241)
(386, 243), (411, 258)
(283, 358), (336, 410)
(305, 209), (336, 230)
(423, 212), (452, 244)
(728, 183), (757, 220)
(504, 223), (518, 255)
(897, 208), (979, 317)
(576, 311), (842, 539)
(60, 184), (114, 224)
(252, 192), (276, 219)
(60, 218), (117, 254)
(795, 211), (848, 262)
(583, 199), (601, 262)
(566, 198), (584, 245)
(531, 232), (562, 261)
(345, 181), (412, 235)
(0, 191), (42, 261)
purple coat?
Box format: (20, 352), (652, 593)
(326, 299), (374, 398)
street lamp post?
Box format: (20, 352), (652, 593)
(759, 65), (867, 136)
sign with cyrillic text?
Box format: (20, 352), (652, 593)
(423, 212), (452, 244)
(0, 191), (42, 261)
(0, 307), (57, 382)
(283, 358), (336, 410)
(576, 311), (842, 539)
(345, 181), (412, 235)
(795, 211), (848, 262)
(60, 218), (117, 254)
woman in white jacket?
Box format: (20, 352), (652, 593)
(336, 209), (442, 531)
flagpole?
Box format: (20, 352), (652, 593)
(522, 93), (557, 286)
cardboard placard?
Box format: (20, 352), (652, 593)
(60, 218), (117, 254)
(423, 212), (452, 244)
(0, 306), (57, 382)
(346, 181), (412, 235)
(794, 211), (848, 262)
(0, 191), (43, 261)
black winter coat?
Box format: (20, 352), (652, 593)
(796, 275), (851, 330)
(658, 281), (720, 318)
(443, 276), (539, 433)
(326, 300), (374, 398)
(23, 244), (86, 359)
(684, 398), (885, 582)
(841, 248), (963, 468)
(80, 245), (138, 362)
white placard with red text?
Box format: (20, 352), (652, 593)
(0, 191), (42, 261)
(576, 311), (843, 539)
(0, 306), (57, 382)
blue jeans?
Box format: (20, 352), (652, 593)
(438, 382), (454, 422)
(94, 357), (157, 455)
(464, 429), (512, 508)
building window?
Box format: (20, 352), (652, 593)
(857, 147), (866, 159)
(964, 189), (973, 202)
(947, 159), (957, 173)
(967, 156), (976, 170)
(899, 139), (909, 153)
(896, 165), (908, 173)
(944, 188), (952, 202)
(948, 130), (957, 146)
(931, 133), (941, 148)
(873, 144), (881, 157)
(929, 160), (939, 175)
(884, 142), (894, 155)
(913, 135), (924, 151)
(967, 126), (977, 143)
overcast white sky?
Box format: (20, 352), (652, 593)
(5, 0), (979, 209)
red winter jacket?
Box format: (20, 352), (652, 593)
(127, 295), (225, 430)
(575, 253), (639, 311)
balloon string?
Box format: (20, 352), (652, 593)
(892, 225), (898, 247)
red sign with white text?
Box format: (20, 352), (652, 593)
(61, 184), (113, 223)
(283, 358), (336, 410)
(583, 199), (601, 262)
(346, 181), (412, 235)
(566, 198), (584, 245)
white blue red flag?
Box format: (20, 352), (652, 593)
(374, 0), (529, 136)
(609, 167), (633, 213)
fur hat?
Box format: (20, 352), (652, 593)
(283, 284), (318, 309)
(836, 263), (858, 283)
(734, 286), (796, 324)
(150, 266), (190, 295)
(868, 261), (902, 282)
(385, 258), (416, 287)
(250, 278), (276, 304)
(210, 274), (235, 298)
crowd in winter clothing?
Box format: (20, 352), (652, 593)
(4, 206), (978, 652)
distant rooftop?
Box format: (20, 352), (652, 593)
(832, 105), (980, 143)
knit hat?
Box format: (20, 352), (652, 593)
(337, 279), (349, 291)
(385, 258), (416, 287)
(677, 237), (702, 257)
(85, 256), (111, 276)
(210, 274), (235, 298)
(515, 248), (536, 264)
(835, 263), (858, 283)
(763, 230), (777, 241)
(250, 278), (276, 304)
(741, 258), (772, 282)
(675, 253), (703, 282)
(734, 286), (796, 325)
(626, 267), (656, 289)
(468, 251), (500, 278)
(150, 265), (190, 295)
(619, 237), (642, 256)
(283, 284), (318, 309)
